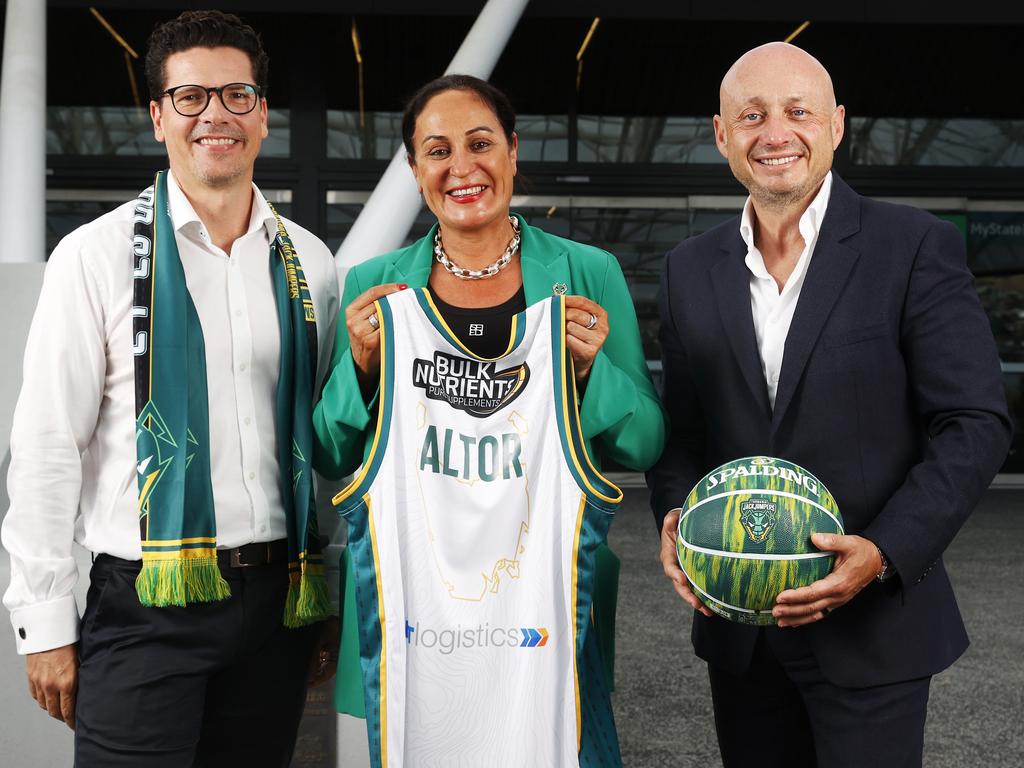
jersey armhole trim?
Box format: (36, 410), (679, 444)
(570, 493), (586, 751)
(550, 295), (623, 508)
(332, 298), (395, 511)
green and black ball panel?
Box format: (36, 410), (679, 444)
(675, 456), (844, 625)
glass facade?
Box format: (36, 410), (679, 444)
(968, 211), (1024, 364)
(1003, 363), (1024, 471)
(978, 275), (1024, 363)
(849, 118), (1024, 167)
(326, 110), (402, 160)
(577, 116), (723, 164)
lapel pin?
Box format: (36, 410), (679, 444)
(552, 282), (567, 296)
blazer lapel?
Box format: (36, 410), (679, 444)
(711, 232), (772, 418)
(771, 176), (862, 430)
(393, 223), (436, 287)
(517, 214), (571, 304)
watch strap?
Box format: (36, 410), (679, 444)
(875, 546), (896, 582)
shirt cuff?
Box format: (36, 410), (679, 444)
(9, 595), (80, 655)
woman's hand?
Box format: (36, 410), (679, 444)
(345, 283), (406, 395)
(564, 295), (609, 383)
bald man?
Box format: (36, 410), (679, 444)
(647, 43), (1010, 767)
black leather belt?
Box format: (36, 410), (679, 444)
(217, 539), (289, 568)
(92, 540), (289, 571)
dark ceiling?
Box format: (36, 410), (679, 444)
(29, 5), (1024, 119)
(41, 1), (1024, 23)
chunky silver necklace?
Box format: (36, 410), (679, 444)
(433, 215), (520, 280)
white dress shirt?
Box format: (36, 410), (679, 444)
(740, 172), (833, 408)
(3, 172), (339, 654)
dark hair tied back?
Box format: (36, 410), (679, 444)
(145, 10), (269, 101)
(401, 74), (516, 159)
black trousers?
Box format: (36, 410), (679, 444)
(708, 627), (932, 768)
(74, 554), (319, 768)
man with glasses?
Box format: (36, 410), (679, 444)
(3, 10), (339, 766)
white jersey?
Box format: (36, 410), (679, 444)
(335, 288), (622, 768)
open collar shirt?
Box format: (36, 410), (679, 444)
(740, 171), (833, 408)
(3, 172), (339, 653)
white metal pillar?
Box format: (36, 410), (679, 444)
(0, 0), (46, 263)
(334, 0), (531, 271)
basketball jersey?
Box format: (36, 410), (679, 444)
(334, 288), (623, 768)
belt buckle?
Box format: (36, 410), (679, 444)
(229, 542), (271, 568)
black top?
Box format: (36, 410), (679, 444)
(427, 284), (527, 359)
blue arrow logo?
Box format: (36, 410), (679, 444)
(520, 628), (541, 647)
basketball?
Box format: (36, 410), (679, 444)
(675, 456), (844, 625)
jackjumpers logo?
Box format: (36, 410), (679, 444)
(413, 351), (529, 417)
(740, 499), (777, 543)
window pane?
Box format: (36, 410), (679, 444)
(47, 107), (290, 157)
(511, 116), (568, 162)
(1003, 365), (1024, 472)
(976, 274), (1024, 364)
(326, 111), (403, 160)
(577, 116), (723, 164)
(849, 118), (1024, 167)
(961, 211), (1024, 363)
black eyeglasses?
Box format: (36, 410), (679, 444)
(159, 83), (263, 117)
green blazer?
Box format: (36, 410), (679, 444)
(313, 213), (667, 478)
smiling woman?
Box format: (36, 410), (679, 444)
(315, 74), (666, 476)
(314, 74), (667, 768)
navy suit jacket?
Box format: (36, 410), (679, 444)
(647, 173), (1012, 688)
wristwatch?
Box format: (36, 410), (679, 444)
(875, 546), (896, 582)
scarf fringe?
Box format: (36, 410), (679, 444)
(136, 557), (232, 607)
(284, 569), (332, 627)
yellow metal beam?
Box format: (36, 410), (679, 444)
(351, 19), (366, 129)
(89, 7), (139, 59)
(784, 20), (811, 44)
(576, 17), (601, 62)
(576, 17), (601, 91)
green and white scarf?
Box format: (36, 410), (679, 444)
(131, 170), (329, 627)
